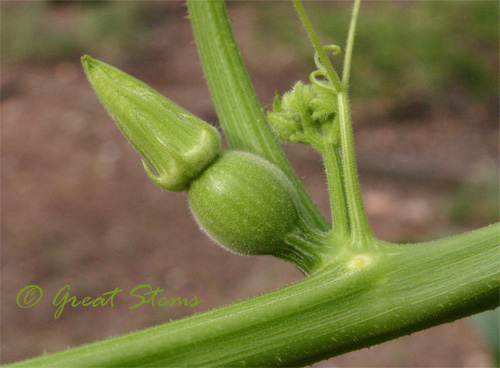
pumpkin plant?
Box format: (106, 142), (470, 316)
(9, 0), (499, 367)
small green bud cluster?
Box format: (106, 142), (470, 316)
(82, 56), (302, 259)
(267, 82), (339, 149)
(267, 46), (342, 150)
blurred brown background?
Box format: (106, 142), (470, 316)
(1, 1), (499, 366)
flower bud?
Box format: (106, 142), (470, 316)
(81, 55), (221, 191)
(267, 81), (339, 148)
(188, 151), (300, 256)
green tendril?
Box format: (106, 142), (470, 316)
(310, 45), (342, 94)
(314, 45), (341, 72)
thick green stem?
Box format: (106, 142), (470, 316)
(187, 0), (329, 232)
(9, 224), (499, 367)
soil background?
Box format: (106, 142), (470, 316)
(2, 1), (499, 367)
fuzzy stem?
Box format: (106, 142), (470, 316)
(342, 0), (361, 89)
(336, 0), (373, 243)
(321, 143), (349, 237)
(337, 91), (373, 243)
(293, 0), (342, 93)
(8, 224), (500, 367)
(278, 219), (331, 275)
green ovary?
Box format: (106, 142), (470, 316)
(188, 151), (300, 255)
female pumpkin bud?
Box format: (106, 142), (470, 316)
(81, 55), (221, 191)
(188, 151), (300, 256)
(81, 56), (323, 273)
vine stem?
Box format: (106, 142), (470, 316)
(8, 224), (500, 367)
(337, 91), (373, 243)
(293, 0), (342, 93)
(342, 0), (361, 89)
(337, 0), (373, 243)
(321, 143), (349, 237)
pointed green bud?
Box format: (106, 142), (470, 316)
(81, 55), (221, 191)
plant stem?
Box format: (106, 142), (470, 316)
(293, 0), (342, 93)
(342, 0), (361, 89)
(336, 0), (373, 243)
(321, 143), (349, 237)
(187, 0), (329, 232)
(337, 91), (373, 244)
(281, 222), (330, 275)
(9, 224), (499, 367)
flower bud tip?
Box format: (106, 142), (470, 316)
(81, 56), (221, 192)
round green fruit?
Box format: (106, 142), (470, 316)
(188, 151), (300, 255)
